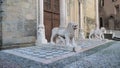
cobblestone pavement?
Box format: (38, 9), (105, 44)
(0, 40), (119, 68)
(77, 39), (109, 48)
(64, 41), (120, 68)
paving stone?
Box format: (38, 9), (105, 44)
(0, 40), (118, 68)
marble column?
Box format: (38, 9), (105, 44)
(60, 0), (67, 27)
(79, 0), (85, 39)
(95, 0), (100, 29)
(36, 0), (47, 45)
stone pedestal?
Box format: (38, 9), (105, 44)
(79, 29), (85, 39)
(104, 33), (113, 40)
(36, 25), (47, 45)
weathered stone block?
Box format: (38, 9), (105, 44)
(1, 0), (37, 48)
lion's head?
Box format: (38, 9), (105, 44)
(100, 27), (106, 33)
(67, 22), (78, 31)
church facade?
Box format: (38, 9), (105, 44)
(0, 0), (101, 49)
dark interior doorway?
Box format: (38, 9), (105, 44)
(100, 17), (103, 28)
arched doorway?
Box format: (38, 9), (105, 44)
(44, 0), (60, 41)
(108, 15), (115, 30)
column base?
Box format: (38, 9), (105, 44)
(36, 25), (48, 46)
(35, 38), (47, 46)
(79, 29), (85, 39)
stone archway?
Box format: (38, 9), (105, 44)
(108, 15), (115, 30)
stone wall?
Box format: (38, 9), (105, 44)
(66, 0), (79, 39)
(84, 0), (96, 37)
(0, 0), (3, 48)
(66, 0), (96, 38)
(1, 0), (36, 47)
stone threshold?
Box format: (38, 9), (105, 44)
(0, 41), (115, 68)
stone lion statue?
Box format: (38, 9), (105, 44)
(50, 22), (78, 47)
(89, 27), (106, 40)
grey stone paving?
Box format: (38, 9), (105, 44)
(77, 39), (109, 48)
(64, 41), (120, 68)
(0, 40), (119, 68)
(2, 39), (109, 62)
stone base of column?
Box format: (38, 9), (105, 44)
(35, 25), (48, 46)
(79, 29), (85, 39)
(36, 37), (47, 46)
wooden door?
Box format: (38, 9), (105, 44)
(44, 0), (60, 41)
